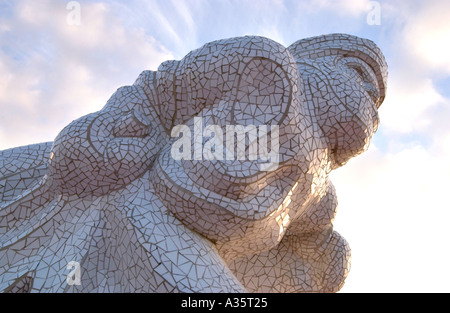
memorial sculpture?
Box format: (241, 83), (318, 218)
(0, 33), (388, 293)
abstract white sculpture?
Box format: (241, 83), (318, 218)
(0, 34), (387, 293)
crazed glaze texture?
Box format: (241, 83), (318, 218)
(0, 34), (387, 293)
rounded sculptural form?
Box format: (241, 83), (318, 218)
(0, 33), (387, 293)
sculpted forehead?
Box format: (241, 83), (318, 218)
(288, 33), (388, 105)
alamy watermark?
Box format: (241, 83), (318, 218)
(66, 1), (81, 26)
(66, 261), (81, 286)
(170, 117), (280, 172)
(367, 1), (381, 26)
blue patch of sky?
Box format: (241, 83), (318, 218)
(374, 125), (433, 154)
(103, 0), (391, 60)
(433, 76), (450, 99)
(0, 1), (14, 18)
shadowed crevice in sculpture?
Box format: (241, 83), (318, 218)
(4, 271), (35, 293)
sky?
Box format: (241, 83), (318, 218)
(1, 0), (450, 292)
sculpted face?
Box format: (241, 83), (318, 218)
(301, 55), (381, 168)
(289, 34), (388, 169)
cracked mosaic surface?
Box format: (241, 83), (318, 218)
(0, 33), (387, 293)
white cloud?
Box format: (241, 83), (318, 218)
(380, 75), (446, 134)
(169, 0), (196, 36)
(372, 0), (450, 136)
(402, 2), (450, 73)
(332, 141), (450, 292)
(0, 0), (173, 150)
(299, 0), (371, 17)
